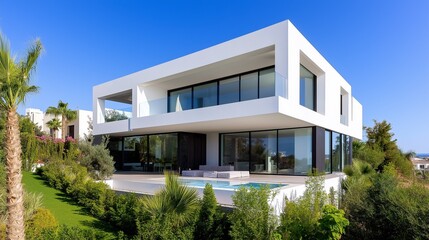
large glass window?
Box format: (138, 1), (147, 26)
(221, 127), (313, 175)
(259, 68), (275, 98)
(221, 133), (249, 171)
(277, 130), (295, 174)
(332, 132), (341, 172)
(343, 135), (352, 167)
(300, 65), (316, 111)
(168, 66), (275, 112)
(325, 131), (332, 173)
(250, 131), (277, 174)
(240, 72), (258, 101)
(277, 128), (312, 175)
(193, 82), (217, 108)
(149, 134), (178, 172)
(169, 88), (192, 112)
(219, 77), (239, 105)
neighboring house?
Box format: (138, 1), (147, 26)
(92, 20), (363, 175)
(412, 157), (429, 170)
(25, 108), (92, 140)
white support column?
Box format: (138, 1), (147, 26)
(96, 98), (105, 124)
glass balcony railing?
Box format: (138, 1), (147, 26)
(104, 108), (132, 122)
(136, 70), (288, 118)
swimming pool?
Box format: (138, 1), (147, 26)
(180, 179), (287, 190)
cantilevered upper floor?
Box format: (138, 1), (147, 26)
(93, 20), (362, 140)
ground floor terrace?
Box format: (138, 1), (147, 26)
(104, 126), (352, 176)
(106, 172), (345, 210)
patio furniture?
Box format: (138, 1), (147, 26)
(181, 170), (204, 177)
(203, 171), (218, 178)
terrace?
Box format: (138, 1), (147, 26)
(105, 172), (345, 214)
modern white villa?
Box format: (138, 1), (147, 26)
(93, 20), (362, 176)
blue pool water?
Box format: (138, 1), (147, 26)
(180, 179), (286, 190)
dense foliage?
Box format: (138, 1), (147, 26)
(229, 186), (279, 240)
(341, 120), (429, 239)
(78, 141), (115, 180)
(279, 174), (348, 240)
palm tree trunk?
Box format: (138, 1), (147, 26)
(61, 115), (66, 139)
(6, 108), (25, 240)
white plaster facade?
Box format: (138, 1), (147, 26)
(93, 20), (362, 171)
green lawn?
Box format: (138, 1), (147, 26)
(22, 171), (102, 228)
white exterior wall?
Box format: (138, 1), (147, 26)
(25, 108), (44, 131)
(67, 110), (93, 140)
(93, 20), (362, 142)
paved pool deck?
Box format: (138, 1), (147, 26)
(112, 171), (343, 184)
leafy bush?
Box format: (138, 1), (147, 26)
(104, 193), (140, 236)
(229, 186), (277, 240)
(38, 224), (116, 240)
(0, 223), (5, 240)
(279, 174), (348, 240)
(26, 208), (58, 239)
(78, 141), (115, 180)
(318, 205), (349, 240)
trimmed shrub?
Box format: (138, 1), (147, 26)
(104, 193), (140, 236)
(26, 208), (58, 239)
(38, 224), (115, 240)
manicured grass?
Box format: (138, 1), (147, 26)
(22, 171), (100, 228)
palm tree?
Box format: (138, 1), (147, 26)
(0, 33), (42, 240)
(143, 172), (199, 226)
(46, 100), (77, 139)
(46, 118), (61, 138)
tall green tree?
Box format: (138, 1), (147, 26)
(0, 32), (42, 240)
(195, 183), (226, 240)
(363, 120), (412, 174)
(46, 100), (76, 139)
(46, 118), (61, 138)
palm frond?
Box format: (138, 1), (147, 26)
(0, 32), (42, 110)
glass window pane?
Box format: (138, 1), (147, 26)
(219, 77), (239, 105)
(221, 133), (249, 171)
(300, 65), (316, 110)
(240, 72), (258, 101)
(325, 131), (331, 173)
(149, 134), (178, 172)
(193, 82), (217, 108)
(278, 129), (295, 174)
(332, 132), (341, 172)
(278, 128), (312, 175)
(169, 88), (192, 112)
(250, 131), (277, 174)
(343, 135), (352, 167)
(259, 68), (275, 98)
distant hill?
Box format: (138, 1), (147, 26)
(417, 153), (429, 158)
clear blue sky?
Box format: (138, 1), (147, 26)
(0, 0), (428, 153)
